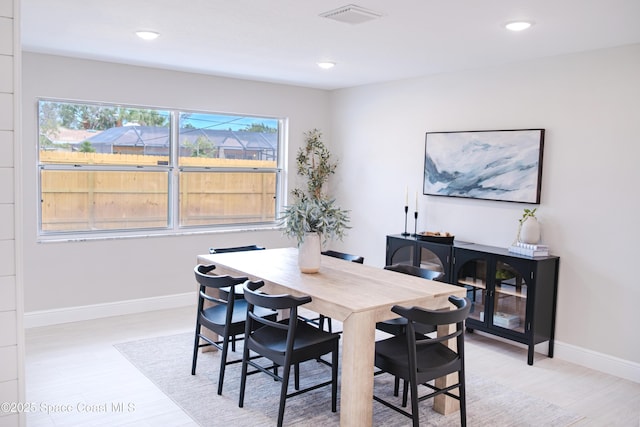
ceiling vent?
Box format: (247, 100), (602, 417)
(319, 4), (383, 25)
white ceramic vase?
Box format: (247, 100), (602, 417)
(519, 217), (541, 244)
(298, 232), (321, 273)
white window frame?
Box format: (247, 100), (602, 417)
(37, 99), (286, 241)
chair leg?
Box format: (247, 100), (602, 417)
(217, 333), (231, 395)
(318, 315), (333, 333)
(294, 363), (300, 390)
(277, 363), (291, 427)
(191, 324), (201, 375)
(409, 378), (420, 427)
(402, 378), (409, 407)
(331, 343), (338, 412)
(238, 340), (251, 408)
(459, 370), (467, 427)
(393, 376), (400, 396)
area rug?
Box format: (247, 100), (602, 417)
(115, 333), (582, 426)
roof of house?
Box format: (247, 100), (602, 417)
(84, 126), (277, 151)
(48, 127), (103, 144)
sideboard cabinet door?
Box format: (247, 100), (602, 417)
(452, 244), (559, 365)
(386, 235), (452, 282)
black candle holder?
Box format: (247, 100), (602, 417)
(401, 205), (410, 236)
(412, 211), (418, 236)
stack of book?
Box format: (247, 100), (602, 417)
(508, 242), (549, 257)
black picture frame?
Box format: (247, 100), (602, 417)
(423, 129), (544, 204)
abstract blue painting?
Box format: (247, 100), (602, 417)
(423, 129), (544, 203)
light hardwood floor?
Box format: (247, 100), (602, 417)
(24, 307), (640, 426)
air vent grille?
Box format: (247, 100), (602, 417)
(319, 4), (383, 25)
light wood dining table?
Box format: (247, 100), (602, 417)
(197, 247), (466, 427)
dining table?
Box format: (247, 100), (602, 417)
(197, 247), (466, 427)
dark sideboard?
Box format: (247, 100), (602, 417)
(386, 234), (560, 365)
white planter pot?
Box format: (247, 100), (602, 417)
(298, 232), (321, 273)
(519, 217), (541, 244)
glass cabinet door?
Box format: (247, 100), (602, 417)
(419, 246), (445, 273)
(387, 239), (414, 266)
(455, 257), (487, 323)
(492, 260), (527, 334)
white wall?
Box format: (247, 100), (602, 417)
(21, 53), (328, 313)
(19, 45), (640, 380)
(0, 0), (23, 425)
(328, 44), (640, 368)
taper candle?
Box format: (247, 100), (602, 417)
(405, 186), (408, 206)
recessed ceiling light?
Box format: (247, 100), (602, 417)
(317, 61), (336, 70)
(136, 30), (160, 41)
(505, 21), (533, 31)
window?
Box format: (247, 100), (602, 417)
(38, 100), (283, 238)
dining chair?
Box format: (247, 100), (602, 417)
(239, 280), (340, 427)
(298, 250), (365, 333)
(379, 263), (445, 396)
(208, 244), (265, 299)
(383, 263), (444, 281)
(321, 249), (365, 264)
(209, 244), (265, 254)
(373, 295), (471, 427)
(191, 264), (277, 395)
(378, 263), (444, 335)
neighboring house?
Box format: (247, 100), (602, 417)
(78, 125), (277, 160)
(41, 127), (102, 149)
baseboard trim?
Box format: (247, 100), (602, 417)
(24, 292), (195, 329)
(24, 299), (640, 383)
(554, 341), (640, 384)
(473, 331), (639, 383)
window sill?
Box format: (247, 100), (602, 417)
(37, 224), (284, 243)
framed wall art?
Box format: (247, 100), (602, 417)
(423, 129), (545, 204)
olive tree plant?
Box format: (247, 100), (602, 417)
(281, 129), (350, 245)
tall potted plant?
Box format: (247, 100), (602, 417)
(282, 129), (350, 273)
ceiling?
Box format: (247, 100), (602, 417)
(20, 0), (640, 90)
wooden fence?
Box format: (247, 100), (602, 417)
(40, 152), (278, 231)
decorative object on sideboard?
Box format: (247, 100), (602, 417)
(508, 242), (549, 257)
(517, 208), (541, 244)
(401, 186), (410, 236)
(414, 191), (419, 236)
(401, 206), (410, 236)
(402, 187), (422, 237)
(281, 129), (350, 273)
(416, 230), (455, 244)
